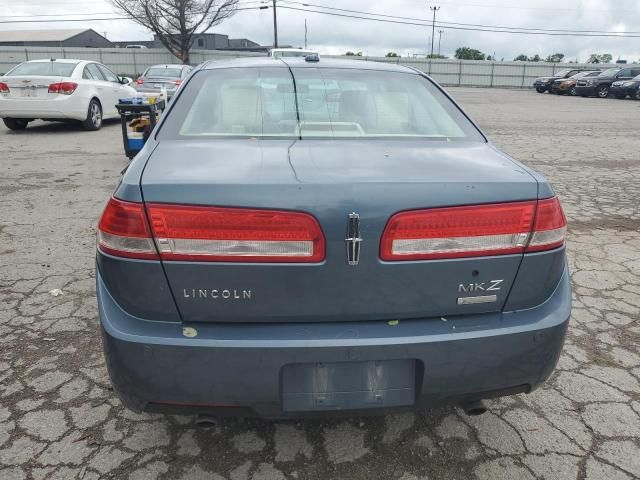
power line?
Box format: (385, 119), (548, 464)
(0, 12), (117, 18)
(278, 0), (640, 35)
(275, 5), (640, 38)
(437, 0), (640, 13)
(0, 6), (263, 24)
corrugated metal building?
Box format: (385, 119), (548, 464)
(112, 33), (268, 52)
(0, 29), (113, 48)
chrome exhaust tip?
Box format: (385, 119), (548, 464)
(194, 415), (217, 429)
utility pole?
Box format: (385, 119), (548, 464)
(304, 18), (308, 49)
(272, 0), (278, 48)
(437, 29), (444, 56)
(429, 5), (440, 58)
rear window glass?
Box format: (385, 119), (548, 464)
(161, 67), (483, 141)
(176, 67), (298, 138)
(146, 67), (182, 78)
(7, 61), (77, 77)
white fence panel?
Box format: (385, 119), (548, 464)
(0, 46), (636, 88)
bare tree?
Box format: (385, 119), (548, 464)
(109, 0), (239, 64)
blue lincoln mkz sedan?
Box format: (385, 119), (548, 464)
(96, 57), (571, 419)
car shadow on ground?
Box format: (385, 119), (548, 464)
(2, 118), (120, 134)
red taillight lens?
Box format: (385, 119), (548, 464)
(174, 79), (182, 86)
(380, 197), (566, 261)
(146, 204), (325, 263)
(526, 197), (567, 252)
(97, 198), (158, 259)
(48, 82), (78, 95)
(135, 78), (144, 85)
(0, 82), (9, 93)
(381, 201), (536, 261)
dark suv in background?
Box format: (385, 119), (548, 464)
(575, 67), (640, 98)
(550, 71), (600, 95)
(610, 74), (640, 99)
(533, 69), (590, 93)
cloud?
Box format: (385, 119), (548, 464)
(1, 0), (639, 62)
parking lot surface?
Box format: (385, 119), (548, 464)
(1, 88), (639, 480)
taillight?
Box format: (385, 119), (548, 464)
(526, 197), (567, 252)
(146, 204), (325, 263)
(380, 197), (566, 261)
(48, 82), (78, 95)
(0, 82), (9, 93)
(174, 79), (182, 86)
(97, 198), (158, 260)
(135, 78), (144, 85)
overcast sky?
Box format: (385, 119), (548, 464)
(2, 0), (640, 62)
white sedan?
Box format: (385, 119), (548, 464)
(0, 59), (136, 131)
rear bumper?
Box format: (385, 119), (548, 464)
(98, 265), (571, 418)
(0, 95), (88, 120)
(133, 86), (177, 98)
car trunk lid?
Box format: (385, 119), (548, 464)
(140, 140), (539, 323)
(140, 76), (179, 89)
(2, 75), (65, 100)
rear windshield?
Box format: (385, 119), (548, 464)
(161, 67), (484, 141)
(145, 67), (182, 78)
(7, 61), (77, 77)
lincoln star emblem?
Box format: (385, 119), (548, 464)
(345, 212), (362, 266)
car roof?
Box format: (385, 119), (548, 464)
(147, 64), (186, 69)
(271, 48), (316, 52)
(25, 58), (84, 63)
(200, 57), (418, 74)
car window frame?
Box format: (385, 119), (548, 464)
(85, 63), (105, 81)
(97, 64), (120, 83)
(82, 65), (95, 80)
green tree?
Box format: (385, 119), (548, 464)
(530, 54), (541, 62)
(454, 47), (486, 60)
(545, 53), (565, 63)
(385, 52), (399, 57)
(587, 53), (613, 64)
(427, 54), (447, 59)
(514, 54), (528, 61)
(345, 51), (363, 57)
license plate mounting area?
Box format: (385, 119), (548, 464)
(281, 359), (416, 412)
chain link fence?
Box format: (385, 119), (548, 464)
(0, 46), (635, 88)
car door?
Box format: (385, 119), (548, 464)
(83, 63), (115, 117)
(96, 64), (124, 118)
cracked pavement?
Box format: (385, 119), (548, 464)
(1, 88), (639, 479)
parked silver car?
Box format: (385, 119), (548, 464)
(133, 64), (192, 98)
